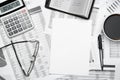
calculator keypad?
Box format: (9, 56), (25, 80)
(1, 8), (34, 38)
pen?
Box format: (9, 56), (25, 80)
(98, 35), (115, 71)
(98, 34), (104, 70)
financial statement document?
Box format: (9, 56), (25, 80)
(0, 7), (50, 80)
(0, 0), (116, 80)
(50, 18), (92, 75)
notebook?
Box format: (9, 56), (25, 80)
(50, 18), (92, 75)
(45, 0), (95, 19)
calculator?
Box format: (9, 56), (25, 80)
(0, 0), (34, 38)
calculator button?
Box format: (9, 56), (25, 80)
(9, 19), (13, 22)
(13, 30), (18, 34)
(19, 18), (24, 22)
(12, 26), (16, 30)
(11, 14), (16, 17)
(4, 21), (8, 24)
(26, 20), (31, 24)
(6, 17), (10, 20)
(21, 23), (26, 26)
(23, 13), (28, 16)
(7, 28), (12, 32)
(16, 24), (21, 28)
(24, 16), (29, 20)
(22, 25), (27, 30)
(15, 20), (19, 24)
(10, 22), (15, 26)
(5, 25), (10, 28)
(21, 9), (26, 13)
(18, 15), (23, 19)
(16, 11), (21, 15)
(13, 17), (18, 20)
(28, 24), (32, 28)
(9, 32), (13, 36)
(18, 28), (23, 32)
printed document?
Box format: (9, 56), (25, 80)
(93, 0), (120, 66)
(50, 18), (92, 75)
(0, 7), (50, 80)
(115, 61), (120, 80)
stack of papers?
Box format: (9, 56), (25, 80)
(50, 18), (92, 75)
(115, 61), (120, 80)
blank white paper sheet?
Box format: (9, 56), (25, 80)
(50, 18), (92, 75)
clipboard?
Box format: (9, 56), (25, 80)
(45, 0), (95, 19)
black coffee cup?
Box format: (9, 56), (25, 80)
(103, 14), (120, 41)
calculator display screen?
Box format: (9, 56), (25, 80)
(1, 1), (20, 13)
(0, 0), (24, 15)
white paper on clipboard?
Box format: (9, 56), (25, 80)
(50, 18), (92, 75)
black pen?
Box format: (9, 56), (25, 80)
(98, 34), (104, 70)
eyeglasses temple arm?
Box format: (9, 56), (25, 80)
(33, 41), (39, 57)
(11, 40), (28, 76)
(0, 41), (29, 49)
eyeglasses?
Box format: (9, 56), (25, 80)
(0, 40), (39, 77)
